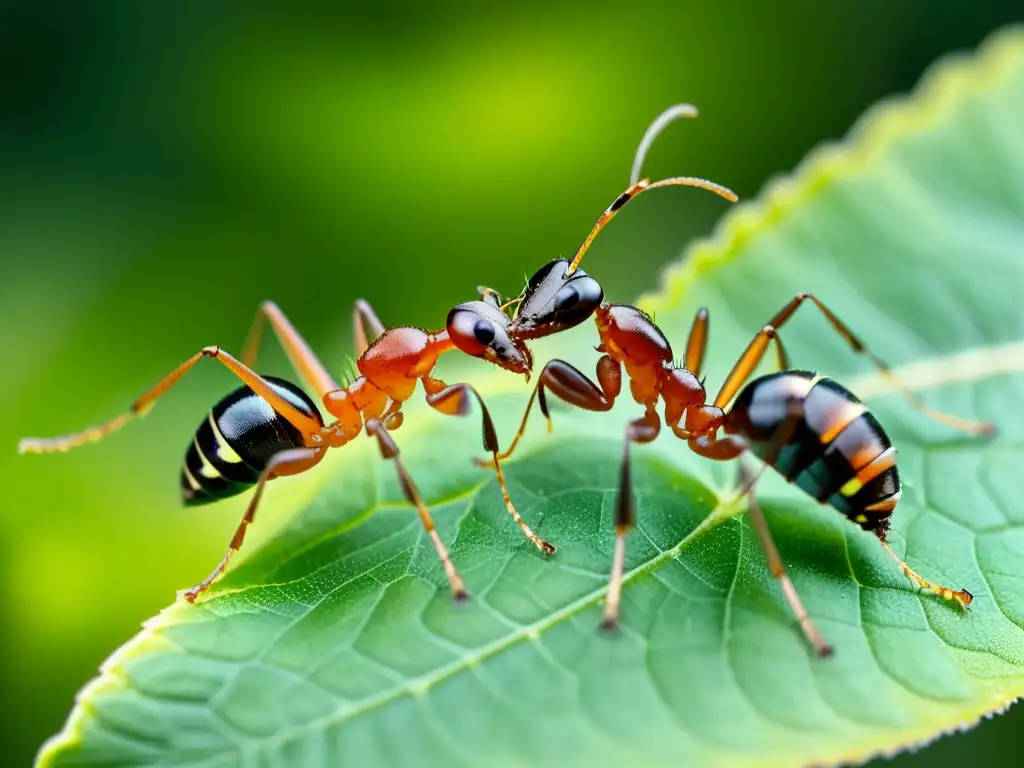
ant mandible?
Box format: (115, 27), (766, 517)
(17, 106), (737, 604)
(466, 111), (995, 656)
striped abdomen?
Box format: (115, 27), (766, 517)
(723, 371), (900, 540)
(180, 376), (323, 506)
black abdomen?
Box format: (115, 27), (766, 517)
(180, 377), (323, 506)
(724, 371), (900, 539)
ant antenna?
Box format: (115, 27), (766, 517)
(630, 103), (698, 185)
(563, 105), (736, 277)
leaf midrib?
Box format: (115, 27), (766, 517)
(195, 337), (1024, 759)
(237, 487), (742, 757)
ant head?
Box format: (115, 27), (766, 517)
(447, 300), (533, 378)
(509, 260), (604, 340)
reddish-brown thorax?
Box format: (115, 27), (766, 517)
(594, 304), (712, 432)
(321, 327), (454, 447)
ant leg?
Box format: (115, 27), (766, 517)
(366, 418), (468, 600)
(379, 400), (405, 431)
(738, 461), (834, 658)
(602, 406), (661, 630)
(19, 347), (322, 454)
(183, 447), (323, 602)
(710, 320), (802, 411)
(688, 433), (747, 460)
(878, 541), (973, 609)
(684, 308), (711, 378)
(687, 401), (833, 655)
(485, 356), (622, 464)
(423, 377), (556, 555)
(240, 300), (340, 397)
(738, 403), (834, 656)
(353, 299), (386, 357)
(715, 293), (992, 434)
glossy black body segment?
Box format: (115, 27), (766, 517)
(180, 376), (323, 506)
(725, 371), (900, 538)
(512, 259), (604, 339)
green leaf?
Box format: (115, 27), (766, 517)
(40, 27), (1024, 768)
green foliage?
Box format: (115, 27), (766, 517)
(39, 29), (1024, 768)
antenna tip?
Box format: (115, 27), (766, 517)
(659, 103), (699, 119)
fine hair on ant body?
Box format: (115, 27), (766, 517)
(18, 105), (738, 604)
(459, 106), (996, 656)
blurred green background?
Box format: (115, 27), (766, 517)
(1, 2), (1020, 765)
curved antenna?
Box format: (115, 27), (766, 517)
(564, 105), (736, 277)
(565, 175), (737, 276)
(630, 103), (699, 185)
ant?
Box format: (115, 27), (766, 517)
(438, 105), (996, 654)
(488, 295), (994, 655)
(18, 105), (737, 604)
(459, 110), (996, 656)
(18, 302), (526, 602)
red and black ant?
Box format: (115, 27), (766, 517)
(19, 302), (520, 602)
(486, 295), (993, 655)
(18, 105), (737, 604)
(458, 108), (996, 656)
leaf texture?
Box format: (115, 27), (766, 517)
(39, 27), (1024, 768)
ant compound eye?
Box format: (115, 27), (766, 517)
(554, 286), (579, 311)
(473, 319), (496, 345)
(446, 300), (530, 373)
(447, 307), (489, 358)
(514, 262), (605, 340)
(553, 275), (603, 326)
(447, 300), (514, 360)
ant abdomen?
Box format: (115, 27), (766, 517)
(181, 377), (322, 506)
(723, 370), (900, 539)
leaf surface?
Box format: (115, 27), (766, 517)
(39, 28), (1024, 768)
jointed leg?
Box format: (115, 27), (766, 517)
(240, 300), (339, 398)
(353, 299), (386, 357)
(738, 462), (834, 657)
(379, 399), (405, 431)
(880, 542), (973, 608)
(712, 322), (792, 410)
(684, 308), (710, 378)
(19, 347), (322, 454)
(366, 418), (467, 600)
(601, 406), (661, 630)
(713, 293), (992, 434)
(424, 377), (556, 555)
(691, 400), (833, 656)
(485, 356), (622, 464)
(739, 401), (832, 656)
(183, 447), (323, 602)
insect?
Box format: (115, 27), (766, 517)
(18, 301), (543, 602)
(451, 104), (993, 654)
(17, 105), (736, 604)
(489, 295), (995, 656)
